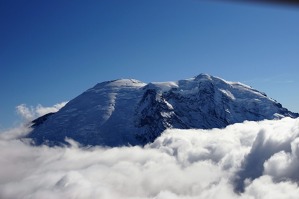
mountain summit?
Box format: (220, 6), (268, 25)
(27, 74), (298, 146)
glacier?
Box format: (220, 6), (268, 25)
(27, 74), (298, 146)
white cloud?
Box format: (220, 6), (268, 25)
(16, 102), (68, 122)
(35, 102), (67, 116)
(16, 104), (35, 121)
(263, 137), (299, 182)
(0, 125), (32, 140)
(1, 117), (299, 199)
(243, 175), (299, 199)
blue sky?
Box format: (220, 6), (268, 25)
(1, 0), (298, 130)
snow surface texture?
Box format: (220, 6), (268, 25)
(28, 74), (298, 146)
(1, 118), (299, 198)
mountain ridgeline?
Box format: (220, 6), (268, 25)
(27, 74), (298, 146)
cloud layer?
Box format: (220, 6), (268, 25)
(1, 117), (299, 199)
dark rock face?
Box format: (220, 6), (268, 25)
(31, 113), (55, 128)
(27, 74), (299, 147)
(135, 88), (188, 144)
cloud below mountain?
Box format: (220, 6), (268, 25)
(1, 117), (299, 199)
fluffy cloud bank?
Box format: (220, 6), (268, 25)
(1, 117), (299, 199)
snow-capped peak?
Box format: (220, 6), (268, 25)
(28, 74), (298, 147)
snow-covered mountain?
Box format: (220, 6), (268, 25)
(27, 74), (298, 146)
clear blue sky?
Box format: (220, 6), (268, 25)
(1, 0), (299, 130)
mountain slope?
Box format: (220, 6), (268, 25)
(27, 74), (298, 146)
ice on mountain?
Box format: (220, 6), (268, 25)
(28, 74), (299, 147)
